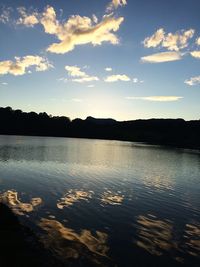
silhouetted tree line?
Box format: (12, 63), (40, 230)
(0, 106), (200, 149)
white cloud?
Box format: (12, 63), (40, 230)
(132, 78), (141, 84)
(107, 0), (127, 12)
(132, 78), (144, 83)
(0, 7), (12, 24)
(196, 37), (200, 45)
(87, 84), (95, 88)
(141, 52), (182, 63)
(0, 55), (52, 76)
(17, 7), (39, 27)
(72, 76), (99, 83)
(184, 76), (200, 86)
(65, 66), (87, 77)
(104, 74), (130, 82)
(1, 82), (8, 85)
(105, 67), (112, 72)
(163, 29), (194, 51)
(125, 96), (183, 102)
(65, 65), (99, 83)
(17, 6), (124, 54)
(47, 13), (124, 54)
(40, 6), (58, 35)
(190, 51), (200, 58)
(143, 28), (165, 48)
(92, 14), (98, 24)
(143, 28), (195, 51)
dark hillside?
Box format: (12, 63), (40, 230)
(0, 107), (199, 149)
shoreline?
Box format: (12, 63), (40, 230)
(0, 107), (199, 151)
(0, 133), (200, 151)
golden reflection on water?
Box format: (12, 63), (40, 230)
(101, 190), (124, 206)
(0, 190), (42, 215)
(143, 174), (174, 192)
(136, 214), (200, 261)
(57, 189), (94, 208)
(39, 218), (109, 265)
(184, 223), (200, 257)
(136, 214), (176, 256)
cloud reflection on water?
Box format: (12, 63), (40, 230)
(39, 218), (110, 266)
(184, 223), (200, 257)
(101, 190), (124, 206)
(135, 214), (200, 263)
(57, 189), (94, 208)
(0, 190), (42, 215)
(136, 214), (175, 256)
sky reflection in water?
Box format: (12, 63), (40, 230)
(39, 218), (109, 260)
(136, 214), (175, 256)
(0, 135), (199, 266)
(57, 189), (94, 208)
(0, 190), (42, 215)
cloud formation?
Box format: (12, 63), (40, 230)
(190, 51), (200, 59)
(104, 74), (130, 82)
(144, 28), (195, 51)
(141, 52), (182, 63)
(0, 190), (42, 215)
(184, 76), (200, 86)
(143, 28), (165, 48)
(0, 55), (52, 76)
(162, 29), (194, 51)
(196, 37), (200, 45)
(17, 6), (124, 54)
(65, 65), (87, 77)
(107, 0), (127, 12)
(0, 7), (12, 24)
(72, 76), (99, 83)
(133, 78), (143, 83)
(126, 96), (183, 102)
(17, 7), (39, 27)
(105, 67), (112, 71)
(65, 65), (99, 83)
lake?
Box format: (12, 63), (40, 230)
(0, 135), (199, 266)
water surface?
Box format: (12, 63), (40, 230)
(0, 135), (199, 266)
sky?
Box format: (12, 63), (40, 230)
(0, 0), (200, 121)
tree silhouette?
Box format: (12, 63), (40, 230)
(0, 106), (199, 149)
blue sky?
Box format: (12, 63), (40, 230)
(0, 0), (200, 120)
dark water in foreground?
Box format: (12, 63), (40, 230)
(0, 135), (199, 266)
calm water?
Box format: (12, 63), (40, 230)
(0, 135), (199, 266)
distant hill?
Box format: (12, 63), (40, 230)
(85, 116), (116, 125)
(0, 106), (200, 149)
